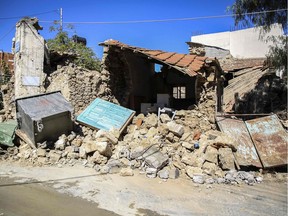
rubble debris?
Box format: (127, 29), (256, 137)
(76, 98), (135, 133)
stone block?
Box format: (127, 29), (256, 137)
(158, 168), (169, 179)
(142, 146), (169, 170)
(205, 146), (218, 164)
(218, 148), (235, 170)
(36, 148), (46, 157)
(120, 167), (134, 177)
(167, 122), (184, 137)
(185, 166), (203, 179)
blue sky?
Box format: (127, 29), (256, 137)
(0, 0), (236, 58)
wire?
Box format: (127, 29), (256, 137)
(0, 10), (58, 20)
(0, 26), (15, 42)
(39, 8), (287, 25)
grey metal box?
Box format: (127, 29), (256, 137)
(16, 91), (73, 145)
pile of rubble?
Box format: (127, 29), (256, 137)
(0, 92), (265, 186)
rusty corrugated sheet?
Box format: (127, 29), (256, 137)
(245, 114), (288, 168)
(216, 117), (262, 168)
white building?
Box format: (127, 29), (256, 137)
(191, 24), (284, 59)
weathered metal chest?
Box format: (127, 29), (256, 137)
(16, 91), (73, 145)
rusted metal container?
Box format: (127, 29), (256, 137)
(16, 91), (73, 145)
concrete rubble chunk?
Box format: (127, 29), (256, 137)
(167, 122), (184, 137)
(204, 146), (218, 164)
(142, 145), (169, 170)
(169, 167), (180, 179)
(120, 167), (134, 176)
(185, 166), (203, 179)
(81, 140), (112, 157)
(202, 161), (218, 176)
(36, 148), (46, 157)
(218, 148), (235, 170)
(146, 167), (157, 178)
(160, 114), (171, 123)
(157, 168), (169, 179)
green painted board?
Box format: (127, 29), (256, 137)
(0, 120), (17, 147)
(76, 98), (135, 132)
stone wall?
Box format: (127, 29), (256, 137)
(46, 64), (117, 115)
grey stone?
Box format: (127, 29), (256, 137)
(169, 167), (180, 179)
(192, 175), (205, 184)
(142, 146), (169, 170)
(146, 167), (157, 178)
(158, 169), (169, 179)
(205, 178), (215, 184)
(216, 178), (225, 184)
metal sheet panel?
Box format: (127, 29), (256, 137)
(77, 98), (135, 132)
(216, 117), (262, 167)
(245, 114), (288, 168)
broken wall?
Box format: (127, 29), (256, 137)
(46, 64), (117, 115)
(13, 18), (46, 98)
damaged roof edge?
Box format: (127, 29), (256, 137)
(99, 39), (221, 77)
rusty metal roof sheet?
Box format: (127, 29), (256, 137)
(223, 67), (268, 112)
(216, 116), (262, 168)
(245, 114), (288, 168)
(100, 39), (209, 76)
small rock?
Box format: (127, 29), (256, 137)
(146, 167), (157, 178)
(120, 167), (134, 177)
(192, 175), (205, 184)
(158, 169), (169, 179)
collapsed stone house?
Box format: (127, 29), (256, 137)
(99, 39), (224, 113)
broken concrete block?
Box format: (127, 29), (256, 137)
(157, 168), (169, 179)
(36, 148), (46, 157)
(81, 141), (112, 157)
(167, 122), (184, 137)
(95, 130), (118, 145)
(146, 167), (157, 178)
(120, 167), (134, 177)
(202, 161), (218, 176)
(169, 167), (180, 179)
(182, 142), (194, 151)
(160, 114), (171, 123)
(185, 166), (203, 179)
(204, 146), (218, 164)
(79, 147), (87, 159)
(145, 113), (158, 128)
(89, 151), (107, 164)
(192, 174), (205, 184)
(67, 152), (79, 159)
(218, 148), (235, 170)
(55, 135), (67, 150)
(48, 151), (61, 163)
(142, 145), (169, 170)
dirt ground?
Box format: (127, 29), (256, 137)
(0, 161), (287, 216)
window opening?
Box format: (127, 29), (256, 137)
(173, 86), (186, 99)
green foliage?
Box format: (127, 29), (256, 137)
(228, 0), (287, 70)
(47, 22), (101, 71)
(229, 0), (287, 33)
(0, 61), (11, 84)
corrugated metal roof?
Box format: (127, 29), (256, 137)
(100, 39), (209, 77)
(223, 67), (268, 112)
